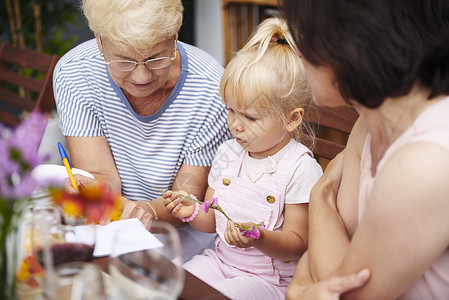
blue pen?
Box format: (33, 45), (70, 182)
(58, 142), (72, 168)
(58, 142), (79, 191)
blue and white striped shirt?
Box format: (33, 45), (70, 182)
(54, 39), (231, 201)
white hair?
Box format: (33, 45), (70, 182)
(82, 0), (183, 51)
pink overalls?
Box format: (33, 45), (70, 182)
(184, 140), (311, 300)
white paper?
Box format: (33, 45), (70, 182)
(68, 218), (163, 257)
(31, 164), (95, 182)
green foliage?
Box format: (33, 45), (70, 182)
(0, 0), (82, 56)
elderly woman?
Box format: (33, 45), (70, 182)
(280, 0), (449, 299)
(53, 0), (231, 259)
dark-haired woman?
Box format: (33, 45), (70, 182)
(281, 0), (449, 299)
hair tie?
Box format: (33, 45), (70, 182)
(270, 35), (288, 45)
(277, 38), (287, 45)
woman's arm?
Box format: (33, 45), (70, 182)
(67, 135), (160, 228)
(333, 143), (449, 299)
(308, 118), (366, 280)
(308, 151), (351, 280)
(287, 252), (371, 300)
(68, 136), (211, 227)
(67, 136), (122, 192)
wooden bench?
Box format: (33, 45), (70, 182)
(308, 105), (359, 169)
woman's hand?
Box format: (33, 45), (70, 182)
(286, 269), (371, 300)
(162, 190), (195, 219)
(224, 221), (260, 248)
(64, 174), (95, 193)
(119, 198), (156, 230)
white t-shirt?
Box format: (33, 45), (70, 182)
(209, 139), (323, 229)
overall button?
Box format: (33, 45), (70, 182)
(283, 259), (292, 263)
(266, 195), (275, 203)
(222, 178), (231, 186)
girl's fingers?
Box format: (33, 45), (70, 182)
(165, 198), (180, 213)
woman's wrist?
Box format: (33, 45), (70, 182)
(141, 200), (159, 220)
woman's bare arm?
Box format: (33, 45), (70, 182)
(335, 143), (449, 299)
(308, 118), (366, 280)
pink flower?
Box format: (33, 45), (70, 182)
(239, 226), (263, 240)
(152, 187), (266, 240)
(202, 199), (210, 213)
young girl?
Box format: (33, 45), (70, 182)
(163, 17), (322, 299)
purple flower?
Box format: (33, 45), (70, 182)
(9, 110), (48, 168)
(202, 199), (210, 213)
(239, 226), (262, 240)
(211, 197), (218, 207)
(0, 111), (49, 201)
(250, 227), (261, 239)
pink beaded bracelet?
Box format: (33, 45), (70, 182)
(180, 201), (200, 222)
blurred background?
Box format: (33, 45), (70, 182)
(0, 0), (278, 66)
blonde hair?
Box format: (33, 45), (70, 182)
(82, 0), (183, 52)
(220, 16), (315, 146)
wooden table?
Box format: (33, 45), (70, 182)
(92, 256), (228, 300)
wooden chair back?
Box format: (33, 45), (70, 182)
(222, 0), (278, 65)
(0, 42), (59, 127)
(307, 105), (359, 169)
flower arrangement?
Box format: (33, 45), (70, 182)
(0, 111), (49, 299)
(15, 176), (124, 297)
(0, 111), (124, 298)
(154, 187), (265, 239)
(50, 181), (123, 225)
(15, 181), (124, 296)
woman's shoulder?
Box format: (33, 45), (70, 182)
(57, 39), (100, 67)
(410, 96), (449, 151)
(178, 41), (224, 83)
(55, 38), (105, 80)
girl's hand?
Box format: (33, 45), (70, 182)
(162, 190), (195, 218)
(224, 221), (261, 248)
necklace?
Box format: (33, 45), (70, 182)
(386, 89), (420, 147)
(151, 81), (168, 114)
(370, 88), (422, 175)
(159, 81), (168, 103)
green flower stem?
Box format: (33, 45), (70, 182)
(150, 186), (262, 232)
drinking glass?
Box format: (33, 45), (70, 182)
(52, 262), (106, 300)
(109, 221), (185, 300)
(30, 204), (97, 299)
(31, 208), (96, 267)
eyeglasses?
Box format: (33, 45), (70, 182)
(101, 39), (177, 72)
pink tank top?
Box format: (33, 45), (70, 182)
(358, 96), (449, 299)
